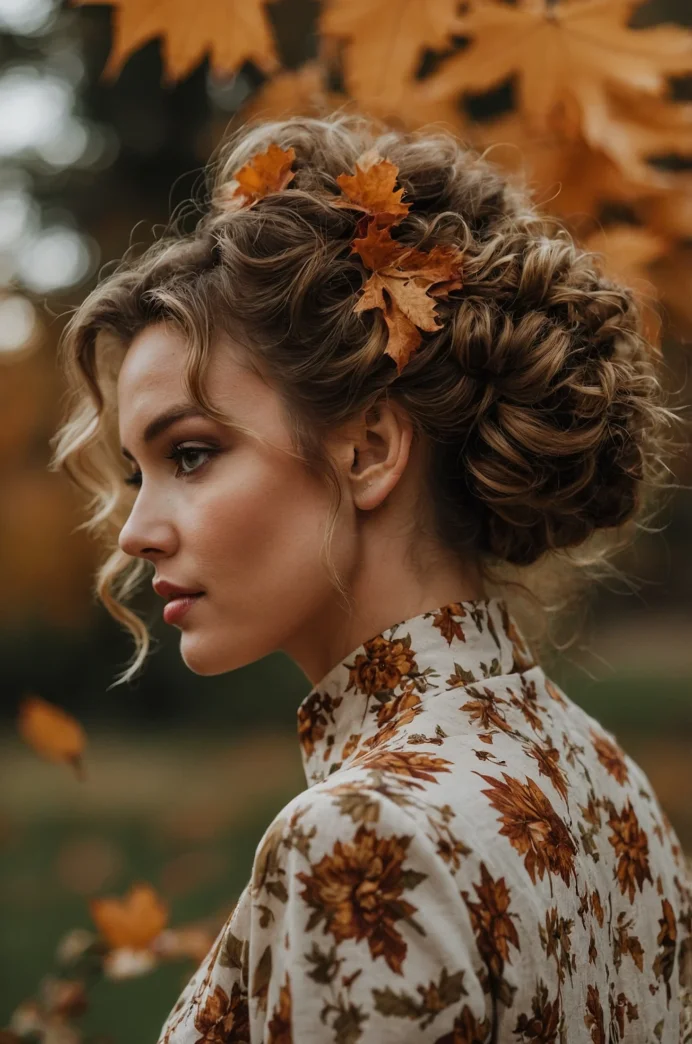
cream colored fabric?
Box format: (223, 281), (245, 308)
(157, 597), (692, 1043)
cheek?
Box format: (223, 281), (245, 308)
(184, 455), (339, 584)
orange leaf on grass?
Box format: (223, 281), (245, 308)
(90, 882), (168, 950)
(17, 695), (87, 780)
(334, 151), (411, 225)
(218, 143), (296, 210)
(351, 223), (464, 375)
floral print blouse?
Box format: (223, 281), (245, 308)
(156, 597), (692, 1044)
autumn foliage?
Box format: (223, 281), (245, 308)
(70, 0), (692, 345)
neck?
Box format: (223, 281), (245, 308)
(283, 539), (486, 686)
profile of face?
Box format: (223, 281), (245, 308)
(116, 322), (432, 682)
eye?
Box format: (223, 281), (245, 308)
(168, 445), (214, 475)
(123, 443), (219, 487)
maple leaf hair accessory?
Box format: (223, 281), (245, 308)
(220, 143), (465, 376)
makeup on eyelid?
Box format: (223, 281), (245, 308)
(123, 442), (222, 487)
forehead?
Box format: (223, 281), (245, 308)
(117, 322), (247, 415)
(117, 322), (197, 406)
(116, 321), (285, 444)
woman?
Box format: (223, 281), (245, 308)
(52, 113), (691, 1043)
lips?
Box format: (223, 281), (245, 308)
(153, 579), (205, 601)
(162, 592), (205, 626)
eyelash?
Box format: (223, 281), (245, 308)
(124, 443), (219, 487)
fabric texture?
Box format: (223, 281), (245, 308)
(156, 597), (692, 1043)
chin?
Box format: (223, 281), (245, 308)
(179, 635), (229, 676)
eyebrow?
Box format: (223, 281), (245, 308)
(120, 405), (209, 462)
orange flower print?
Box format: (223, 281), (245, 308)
(296, 824), (425, 974)
(590, 890), (604, 928)
(609, 989), (639, 1038)
(193, 982), (249, 1044)
(653, 897), (677, 1002)
(513, 979), (561, 1042)
(266, 973), (292, 1044)
(354, 749), (453, 785)
(508, 676), (544, 734)
(584, 984), (606, 1044)
(340, 733), (361, 760)
(297, 691), (342, 759)
(374, 687), (422, 729)
(499, 600), (535, 673)
(475, 772), (577, 887)
(525, 740), (569, 802)
(607, 799), (653, 903)
(346, 633), (418, 698)
(459, 686), (513, 738)
(590, 728), (629, 785)
(434, 1004), (492, 1043)
(543, 677), (567, 707)
(461, 862), (520, 980)
(429, 602), (470, 644)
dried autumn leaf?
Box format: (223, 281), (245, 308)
(420, 0), (692, 148)
(334, 152), (411, 225)
(17, 695), (86, 780)
(351, 223), (464, 374)
(71, 0), (279, 85)
(320, 0), (464, 108)
(470, 111), (658, 225)
(90, 882), (168, 951)
(218, 143), (296, 211)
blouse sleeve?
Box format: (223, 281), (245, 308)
(246, 787), (492, 1043)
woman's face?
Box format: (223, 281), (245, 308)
(116, 322), (355, 677)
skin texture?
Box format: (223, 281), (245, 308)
(117, 321), (486, 684)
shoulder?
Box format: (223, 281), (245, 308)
(251, 780), (446, 886)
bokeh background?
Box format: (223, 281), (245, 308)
(0, 0), (690, 1041)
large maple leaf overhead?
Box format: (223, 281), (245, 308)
(72, 0), (279, 84)
(320, 0), (465, 103)
(419, 0), (692, 140)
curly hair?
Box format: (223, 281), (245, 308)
(50, 111), (684, 685)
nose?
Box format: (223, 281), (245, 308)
(118, 490), (177, 560)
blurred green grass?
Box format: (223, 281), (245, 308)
(1, 670), (690, 1043)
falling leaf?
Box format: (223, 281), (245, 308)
(334, 152), (412, 225)
(17, 695), (87, 780)
(71, 0), (279, 85)
(218, 143), (296, 210)
(90, 882), (168, 951)
(350, 223), (464, 374)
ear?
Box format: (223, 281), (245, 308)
(332, 400), (414, 511)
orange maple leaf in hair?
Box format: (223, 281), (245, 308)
(334, 149), (411, 226)
(220, 142), (296, 210)
(350, 223), (464, 375)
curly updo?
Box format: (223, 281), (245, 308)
(51, 111), (682, 682)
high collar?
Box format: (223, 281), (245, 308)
(296, 597), (536, 787)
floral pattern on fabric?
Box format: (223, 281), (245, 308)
(156, 597), (692, 1043)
